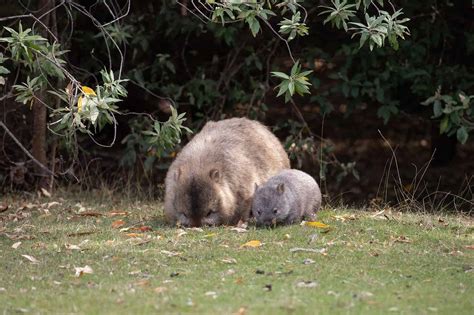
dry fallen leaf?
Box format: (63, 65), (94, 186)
(303, 258), (315, 265)
(465, 245), (474, 250)
(128, 270), (141, 275)
(65, 244), (81, 250)
(111, 220), (126, 229)
(161, 250), (181, 257)
(67, 231), (96, 237)
(236, 220), (248, 229)
(302, 221), (330, 229)
(46, 201), (60, 208)
(296, 281), (318, 288)
(0, 203), (8, 213)
(186, 227), (204, 232)
(22, 203), (38, 210)
(125, 233), (144, 238)
(240, 240), (262, 248)
(233, 307), (246, 315)
(131, 226), (152, 232)
(205, 291), (218, 299)
(21, 254), (39, 264)
(154, 287), (168, 294)
(221, 258), (237, 264)
(12, 241), (22, 249)
(40, 188), (51, 198)
(74, 265), (93, 277)
(133, 279), (150, 287)
(105, 240), (115, 246)
(106, 211), (129, 217)
(332, 214), (357, 222)
(390, 235), (412, 244)
(230, 227), (248, 233)
(371, 209), (390, 220)
(290, 247), (327, 255)
(355, 291), (374, 300)
(76, 211), (103, 217)
(176, 229), (188, 237)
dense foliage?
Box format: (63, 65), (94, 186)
(0, 0), (472, 195)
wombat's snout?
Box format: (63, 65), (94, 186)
(257, 217), (277, 227)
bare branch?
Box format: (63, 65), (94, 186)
(0, 121), (55, 176)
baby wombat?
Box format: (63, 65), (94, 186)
(164, 117), (290, 227)
(252, 169), (321, 226)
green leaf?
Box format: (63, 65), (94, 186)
(371, 34), (383, 47)
(388, 33), (399, 50)
(276, 82), (289, 97)
(290, 62), (300, 76)
(432, 100), (442, 118)
(456, 127), (468, 144)
(246, 16), (260, 37)
(377, 104), (398, 124)
(0, 65), (10, 75)
(359, 32), (369, 48)
(271, 72), (290, 80)
(288, 80), (295, 95)
(439, 116), (449, 134)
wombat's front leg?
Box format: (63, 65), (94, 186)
(284, 210), (304, 225)
(232, 192), (253, 224)
(304, 212), (317, 221)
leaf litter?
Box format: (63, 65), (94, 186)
(221, 258), (237, 264)
(74, 265), (93, 277)
(296, 281), (318, 288)
(240, 240), (262, 248)
(302, 221), (330, 229)
(290, 247), (327, 255)
(21, 254), (39, 264)
(111, 220), (126, 228)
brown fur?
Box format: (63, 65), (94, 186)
(164, 117), (290, 227)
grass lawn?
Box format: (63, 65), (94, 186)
(0, 194), (473, 314)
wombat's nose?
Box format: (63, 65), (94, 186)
(190, 219), (202, 227)
(259, 218), (276, 227)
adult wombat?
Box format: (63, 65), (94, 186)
(164, 117), (290, 227)
(252, 169), (321, 226)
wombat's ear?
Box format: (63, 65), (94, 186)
(276, 183), (285, 195)
(209, 169), (220, 182)
(174, 168), (182, 181)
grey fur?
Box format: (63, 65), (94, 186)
(164, 117), (290, 227)
(252, 169), (322, 226)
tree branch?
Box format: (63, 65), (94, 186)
(0, 121), (55, 176)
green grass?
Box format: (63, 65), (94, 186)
(0, 195), (473, 314)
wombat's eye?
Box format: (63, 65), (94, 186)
(206, 210), (212, 217)
(257, 210), (262, 216)
(273, 208), (278, 214)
